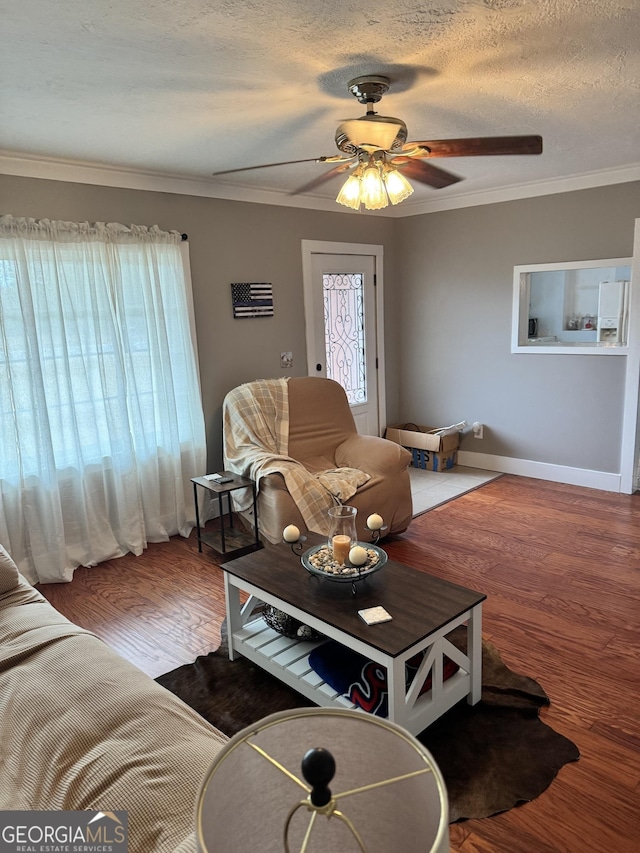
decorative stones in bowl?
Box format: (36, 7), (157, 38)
(301, 542), (387, 584)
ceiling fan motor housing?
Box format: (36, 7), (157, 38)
(335, 115), (408, 155)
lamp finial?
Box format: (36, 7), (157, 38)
(302, 747), (336, 808)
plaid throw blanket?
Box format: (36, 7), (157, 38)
(222, 378), (369, 534)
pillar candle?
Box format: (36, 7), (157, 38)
(332, 534), (352, 565)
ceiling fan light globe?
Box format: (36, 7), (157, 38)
(384, 169), (414, 205)
(336, 174), (362, 210)
(361, 164), (388, 210)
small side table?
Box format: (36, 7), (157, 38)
(191, 473), (262, 559)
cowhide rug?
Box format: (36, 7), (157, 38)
(156, 625), (579, 822)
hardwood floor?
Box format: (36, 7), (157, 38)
(38, 474), (640, 852)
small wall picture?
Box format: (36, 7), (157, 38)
(280, 352), (293, 369)
(231, 282), (274, 318)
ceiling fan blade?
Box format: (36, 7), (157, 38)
(406, 135), (543, 158)
(290, 161), (356, 195)
(211, 155), (348, 177)
(395, 158), (462, 189)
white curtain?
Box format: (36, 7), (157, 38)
(0, 216), (206, 584)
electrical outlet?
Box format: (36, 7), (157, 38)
(472, 422), (484, 439)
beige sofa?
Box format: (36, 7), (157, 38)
(0, 545), (228, 853)
(223, 377), (413, 543)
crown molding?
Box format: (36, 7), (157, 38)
(387, 163), (640, 216)
(0, 149), (349, 213)
(1, 149), (638, 217)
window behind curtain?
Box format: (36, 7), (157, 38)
(0, 219), (206, 584)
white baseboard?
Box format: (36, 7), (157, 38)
(457, 450), (624, 493)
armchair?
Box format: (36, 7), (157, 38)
(223, 377), (412, 543)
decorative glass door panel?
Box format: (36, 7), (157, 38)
(305, 249), (380, 436)
(322, 272), (366, 405)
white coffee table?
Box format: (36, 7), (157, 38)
(222, 537), (486, 736)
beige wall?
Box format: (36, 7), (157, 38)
(0, 175), (399, 469)
(397, 182), (640, 473)
(3, 173), (639, 477)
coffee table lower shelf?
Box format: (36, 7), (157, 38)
(231, 615), (472, 735)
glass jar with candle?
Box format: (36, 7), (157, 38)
(328, 505), (358, 565)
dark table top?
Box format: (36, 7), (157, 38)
(222, 535), (486, 658)
(191, 472), (255, 494)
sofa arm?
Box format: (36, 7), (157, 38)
(335, 434), (411, 474)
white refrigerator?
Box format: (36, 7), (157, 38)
(597, 280), (628, 343)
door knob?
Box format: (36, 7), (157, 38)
(316, 364), (322, 372)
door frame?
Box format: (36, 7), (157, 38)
(301, 240), (386, 437)
(620, 217), (640, 493)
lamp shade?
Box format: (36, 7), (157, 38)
(336, 173), (362, 210)
(360, 163), (388, 210)
(384, 168), (414, 205)
(196, 707), (449, 853)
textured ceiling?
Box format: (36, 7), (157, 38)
(1, 0), (639, 214)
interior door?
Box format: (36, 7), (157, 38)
(304, 249), (380, 436)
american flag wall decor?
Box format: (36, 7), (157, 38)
(231, 282), (274, 318)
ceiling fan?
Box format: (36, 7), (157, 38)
(212, 75), (543, 209)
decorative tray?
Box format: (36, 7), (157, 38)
(301, 542), (387, 583)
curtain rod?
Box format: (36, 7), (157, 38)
(181, 233), (188, 241)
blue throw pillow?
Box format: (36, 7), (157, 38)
(308, 640), (459, 717)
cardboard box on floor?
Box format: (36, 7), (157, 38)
(385, 423), (459, 472)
